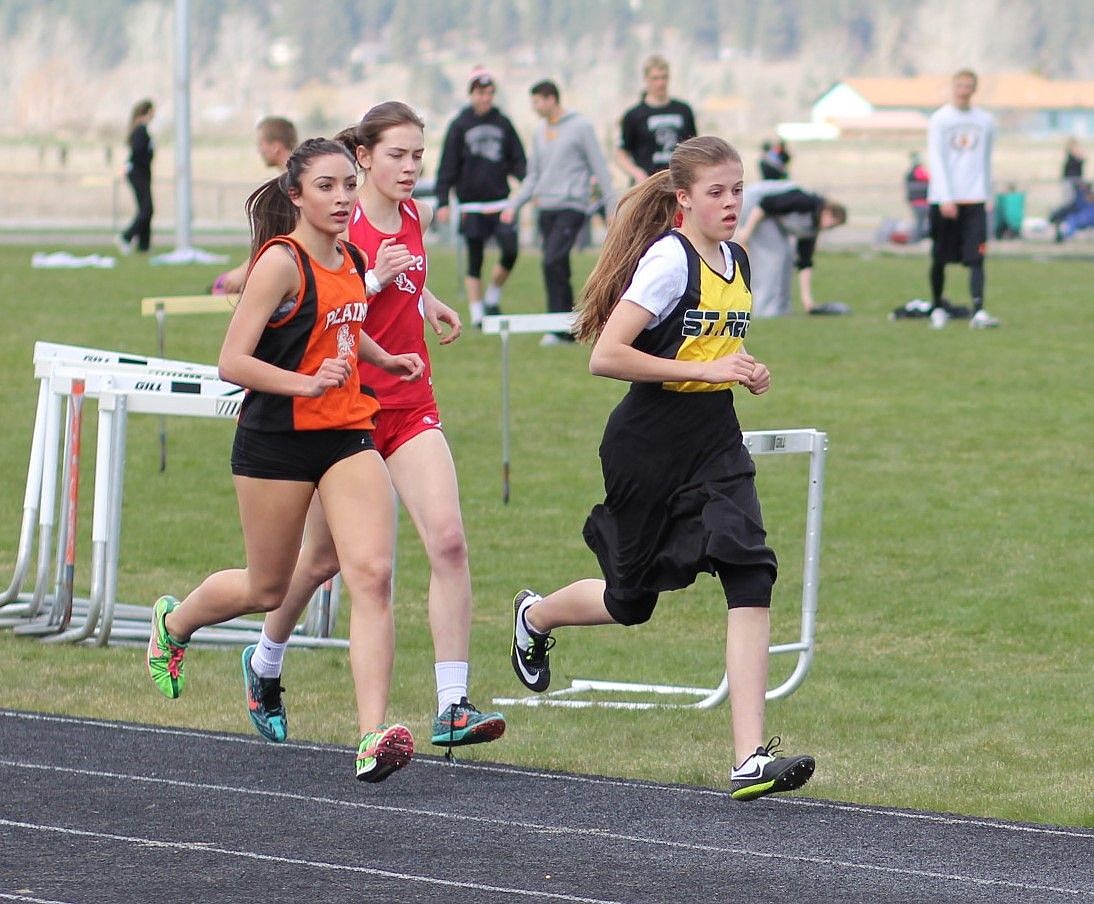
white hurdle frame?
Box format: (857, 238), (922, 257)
(480, 312), (575, 503)
(0, 342), (346, 647)
(493, 428), (828, 709)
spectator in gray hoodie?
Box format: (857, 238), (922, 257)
(502, 80), (617, 344)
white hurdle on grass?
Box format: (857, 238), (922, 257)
(479, 312), (576, 503)
(493, 428), (828, 709)
(0, 341), (347, 648)
(139, 294), (237, 471)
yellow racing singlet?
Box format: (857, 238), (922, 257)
(631, 231), (753, 393)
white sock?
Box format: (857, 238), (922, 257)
(435, 660), (468, 714)
(484, 284), (502, 307)
(514, 593), (543, 650)
(250, 629), (288, 678)
(469, 300), (484, 324)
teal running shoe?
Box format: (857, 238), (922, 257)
(431, 697), (506, 748)
(241, 644), (287, 743)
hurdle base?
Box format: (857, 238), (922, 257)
(12, 620), (66, 637)
(494, 676), (729, 711)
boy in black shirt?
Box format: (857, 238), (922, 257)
(435, 67), (527, 326)
(615, 55), (697, 182)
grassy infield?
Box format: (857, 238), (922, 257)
(0, 243), (1090, 827)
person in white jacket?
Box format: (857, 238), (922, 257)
(926, 69), (999, 329)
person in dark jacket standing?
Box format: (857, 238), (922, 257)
(118, 99), (155, 253)
(435, 67), (527, 327)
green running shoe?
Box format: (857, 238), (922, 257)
(147, 595), (187, 699)
(355, 724), (414, 783)
(241, 644), (287, 743)
(730, 737), (815, 801)
(431, 697), (506, 748)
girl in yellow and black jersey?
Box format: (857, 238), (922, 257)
(509, 136), (815, 802)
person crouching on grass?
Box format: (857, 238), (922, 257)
(509, 136), (815, 802)
(146, 138), (425, 783)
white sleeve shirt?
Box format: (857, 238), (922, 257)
(927, 104), (996, 204)
(622, 234), (737, 328)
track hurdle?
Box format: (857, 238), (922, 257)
(139, 295), (237, 471)
(493, 428), (828, 709)
(479, 312), (575, 503)
(0, 342), (347, 648)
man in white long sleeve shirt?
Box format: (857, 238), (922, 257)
(926, 69), (999, 329)
(502, 80), (617, 344)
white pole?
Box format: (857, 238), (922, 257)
(173, 0), (192, 253)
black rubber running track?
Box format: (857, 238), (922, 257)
(1, 709), (1091, 904)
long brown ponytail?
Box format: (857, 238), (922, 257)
(244, 137), (355, 263)
(575, 136), (742, 343)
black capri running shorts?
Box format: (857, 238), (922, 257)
(929, 202), (987, 266)
(230, 426), (374, 483)
(461, 212), (519, 278)
(583, 386), (778, 627)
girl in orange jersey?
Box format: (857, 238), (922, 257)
(146, 138), (425, 784)
(249, 102), (508, 758)
(508, 137), (814, 801)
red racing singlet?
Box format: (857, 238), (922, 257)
(348, 199), (433, 408)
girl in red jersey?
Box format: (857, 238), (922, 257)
(146, 138), (425, 784)
(250, 103), (507, 757)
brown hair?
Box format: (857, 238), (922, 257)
(127, 98), (154, 137)
(574, 136), (741, 343)
(337, 101), (424, 158)
(823, 201), (847, 226)
(643, 55), (669, 76)
(530, 80), (560, 101)
(256, 116), (299, 152)
(244, 137), (355, 262)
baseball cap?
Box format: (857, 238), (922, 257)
(468, 66), (494, 91)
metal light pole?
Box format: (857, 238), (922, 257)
(174, 0), (192, 254)
(152, 0), (224, 264)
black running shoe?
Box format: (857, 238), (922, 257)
(510, 589), (554, 692)
(730, 736), (815, 801)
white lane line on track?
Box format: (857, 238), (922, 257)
(2, 760), (1091, 898)
(0, 818), (621, 904)
(2, 709), (1091, 841)
(1, 895), (82, 904)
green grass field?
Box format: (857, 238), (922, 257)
(0, 242), (1090, 827)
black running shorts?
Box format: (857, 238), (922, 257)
(230, 426), (374, 483)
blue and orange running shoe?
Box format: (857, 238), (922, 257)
(355, 724), (414, 783)
(147, 595), (188, 699)
(431, 698), (506, 748)
(241, 644), (287, 743)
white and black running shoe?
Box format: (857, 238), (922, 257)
(730, 737), (815, 801)
(510, 589), (554, 692)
